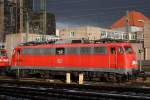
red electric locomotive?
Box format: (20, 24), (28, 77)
(0, 49), (9, 70)
(11, 41), (139, 81)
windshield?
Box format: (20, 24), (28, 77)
(124, 46), (133, 54)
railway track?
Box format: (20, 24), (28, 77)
(0, 79), (150, 100)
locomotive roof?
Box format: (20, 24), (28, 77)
(15, 42), (131, 49)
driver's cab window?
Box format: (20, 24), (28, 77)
(110, 47), (116, 54)
(118, 47), (124, 54)
(17, 49), (21, 56)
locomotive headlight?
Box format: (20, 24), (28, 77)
(132, 60), (138, 65)
(3, 59), (8, 62)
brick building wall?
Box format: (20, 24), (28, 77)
(144, 21), (150, 60)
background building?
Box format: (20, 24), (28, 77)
(60, 25), (129, 41)
(144, 21), (150, 60)
(111, 11), (149, 32)
(30, 12), (56, 35)
(0, 0), (33, 41)
(111, 11), (150, 60)
(59, 26), (101, 40)
(0, 0), (56, 58)
(0, 0), (56, 42)
(0, 0), (17, 42)
(0, 0), (4, 42)
(111, 11), (150, 42)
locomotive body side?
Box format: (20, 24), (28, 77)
(11, 42), (139, 80)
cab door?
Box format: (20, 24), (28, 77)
(17, 49), (21, 66)
(109, 47), (117, 68)
(117, 46), (125, 68)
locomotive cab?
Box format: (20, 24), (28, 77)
(124, 46), (138, 68)
(0, 50), (9, 76)
(108, 44), (138, 75)
(123, 46), (139, 76)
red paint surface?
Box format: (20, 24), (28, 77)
(0, 50), (9, 67)
(11, 43), (138, 70)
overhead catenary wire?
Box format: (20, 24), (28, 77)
(48, 5), (150, 14)
(45, 1), (150, 10)
(45, 0), (148, 6)
(55, 8), (150, 20)
(35, 0), (92, 6)
(33, 0), (150, 14)
(47, 0), (91, 4)
(33, 0), (150, 20)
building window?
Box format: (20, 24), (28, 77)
(130, 33), (137, 40)
(70, 32), (75, 37)
(141, 34), (144, 40)
(101, 31), (107, 38)
(123, 34), (129, 40)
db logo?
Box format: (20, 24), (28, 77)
(57, 59), (63, 63)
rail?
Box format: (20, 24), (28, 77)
(0, 79), (150, 100)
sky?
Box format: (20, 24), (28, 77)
(34, 0), (150, 29)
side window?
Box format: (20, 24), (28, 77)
(22, 48), (34, 54)
(80, 47), (91, 54)
(118, 47), (124, 54)
(56, 48), (65, 55)
(94, 46), (107, 54)
(124, 46), (133, 54)
(110, 47), (116, 54)
(22, 48), (54, 55)
(66, 47), (78, 54)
